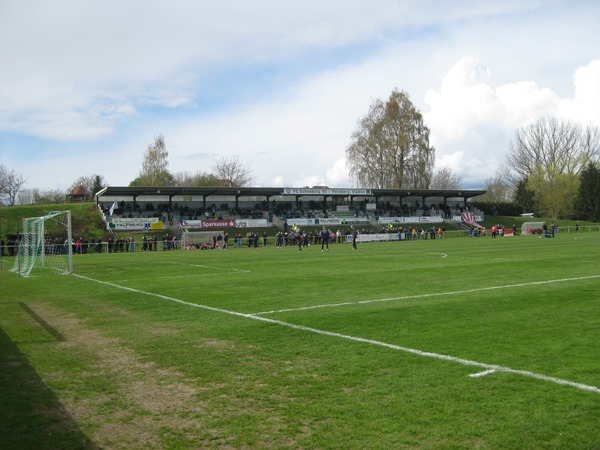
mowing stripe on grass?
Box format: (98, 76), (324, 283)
(250, 274), (600, 316)
(73, 274), (600, 395)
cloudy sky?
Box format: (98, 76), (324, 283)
(1, 0), (599, 193)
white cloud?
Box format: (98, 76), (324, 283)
(269, 176), (285, 187)
(325, 158), (351, 187)
(425, 57), (498, 139)
(423, 56), (600, 188)
(559, 59), (600, 126)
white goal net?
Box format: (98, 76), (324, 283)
(180, 230), (225, 249)
(10, 210), (73, 277)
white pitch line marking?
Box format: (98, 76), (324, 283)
(73, 274), (600, 395)
(169, 261), (250, 273)
(426, 252), (448, 258)
(251, 274), (600, 316)
(469, 369), (498, 378)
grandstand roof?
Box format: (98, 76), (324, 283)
(95, 186), (486, 203)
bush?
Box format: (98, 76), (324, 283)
(470, 201), (523, 217)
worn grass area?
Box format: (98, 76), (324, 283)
(1, 232), (600, 449)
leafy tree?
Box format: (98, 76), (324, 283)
(513, 178), (535, 213)
(528, 172), (579, 220)
(90, 175), (106, 195)
(172, 171), (223, 187)
(135, 135), (174, 186)
(346, 89), (435, 189)
(575, 162), (600, 221)
(211, 155), (256, 187)
(430, 166), (461, 190)
(469, 201), (522, 217)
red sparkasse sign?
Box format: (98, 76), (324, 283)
(201, 219), (235, 229)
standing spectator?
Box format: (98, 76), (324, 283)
(351, 226), (358, 250)
(276, 232), (283, 248)
(543, 223), (548, 238)
(320, 226), (330, 251)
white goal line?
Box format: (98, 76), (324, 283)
(73, 274), (600, 395)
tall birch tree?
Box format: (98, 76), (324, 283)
(346, 89), (435, 189)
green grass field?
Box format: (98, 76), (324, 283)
(1, 232), (599, 449)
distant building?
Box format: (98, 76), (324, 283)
(68, 184), (90, 202)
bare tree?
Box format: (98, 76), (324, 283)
(504, 117), (600, 218)
(0, 164), (8, 196)
(211, 155), (256, 187)
(505, 117), (599, 184)
(473, 175), (513, 203)
(346, 89), (435, 189)
(0, 164), (26, 205)
(430, 166), (462, 190)
(31, 188), (67, 204)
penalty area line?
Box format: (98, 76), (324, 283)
(169, 261), (250, 273)
(72, 274), (600, 396)
(250, 274), (600, 316)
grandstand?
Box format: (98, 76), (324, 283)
(95, 186), (486, 233)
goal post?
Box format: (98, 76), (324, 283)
(10, 210), (73, 277)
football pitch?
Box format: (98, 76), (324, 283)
(1, 232), (599, 449)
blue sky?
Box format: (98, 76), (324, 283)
(1, 0), (599, 193)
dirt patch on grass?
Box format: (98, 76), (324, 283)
(199, 338), (235, 350)
(32, 304), (208, 449)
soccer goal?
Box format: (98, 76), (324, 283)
(10, 210), (73, 277)
(180, 230), (224, 249)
